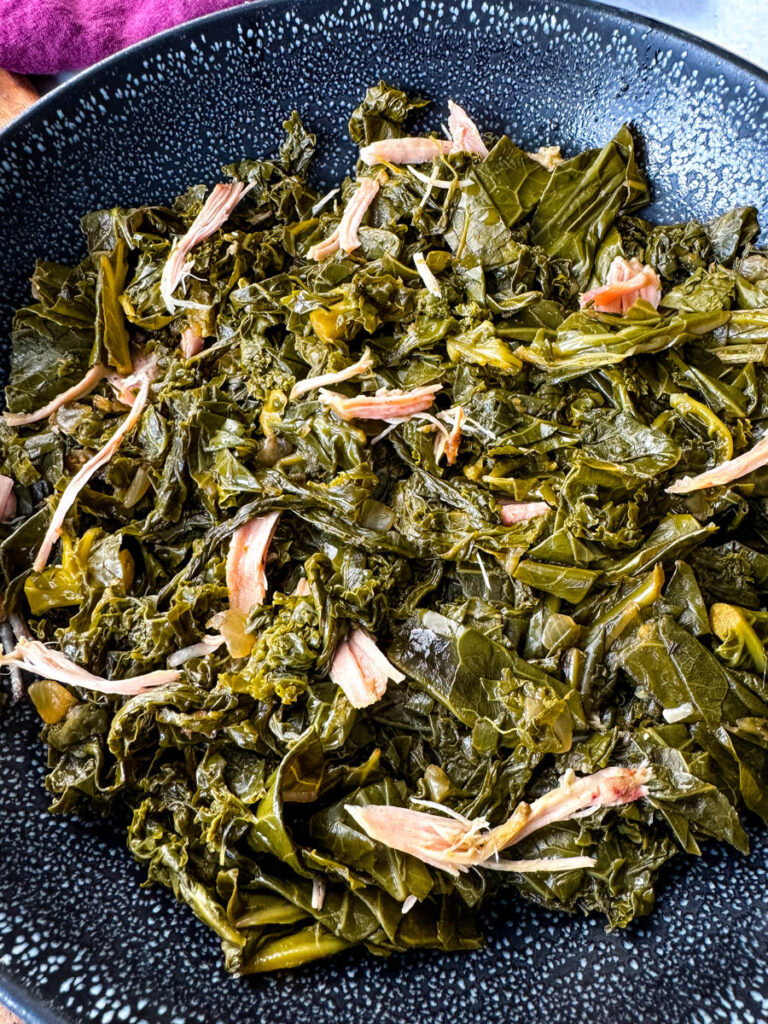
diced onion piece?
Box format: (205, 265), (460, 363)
(662, 702), (695, 724)
(528, 145), (564, 171)
(311, 879), (326, 911)
(413, 252), (442, 297)
(28, 679), (78, 724)
(401, 895), (418, 914)
(123, 467), (151, 509)
(209, 609), (254, 660)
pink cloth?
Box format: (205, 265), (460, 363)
(0, 0), (248, 74)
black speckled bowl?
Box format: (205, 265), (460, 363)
(0, 2), (767, 1022)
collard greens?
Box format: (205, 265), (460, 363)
(2, 83), (768, 973)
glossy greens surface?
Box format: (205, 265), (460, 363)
(3, 82), (768, 975)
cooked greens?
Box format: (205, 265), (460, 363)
(2, 82), (768, 973)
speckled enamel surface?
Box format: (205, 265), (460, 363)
(0, 2), (767, 1022)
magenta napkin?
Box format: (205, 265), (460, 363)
(0, 0), (248, 74)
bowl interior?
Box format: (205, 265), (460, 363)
(0, 2), (767, 1023)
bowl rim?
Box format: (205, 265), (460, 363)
(0, 1), (766, 1022)
(0, 0), (766, 150)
